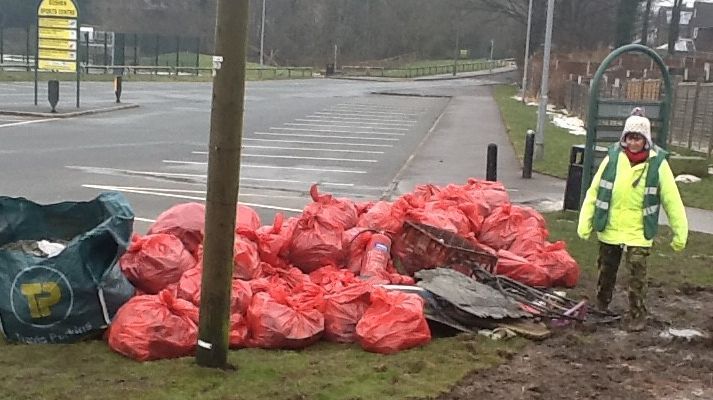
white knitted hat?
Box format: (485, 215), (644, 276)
(620, 109), (652, 150)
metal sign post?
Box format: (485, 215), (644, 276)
(580, 44), (674, 206)
(35, 0), (80, 108)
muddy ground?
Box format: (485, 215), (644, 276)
(432, 284), (713, 400)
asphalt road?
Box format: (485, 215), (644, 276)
(0, 77), (504, 232)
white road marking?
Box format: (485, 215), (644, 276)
(241, 145), (384, 154)
(312, 112), (417, 122)
(253, 131), (400, 141)
(291, 120), (411, 129)
(244, 153), (377, 162)
(270, 127), (405, 136)
(0, 118), (57, 129)
(332, 105), (420, 115)
(83, 184), (304, 213)
(169, 152), (378, 163)
(135, 217), (156, 223)
(80, 185), (305, 199)
(69, 166), (299, 184)
(243, 138), (394, 148)
(243, 163), (367, 174)
(182, 157), (368, 174)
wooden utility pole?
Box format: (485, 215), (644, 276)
(196, 0), (250, 369)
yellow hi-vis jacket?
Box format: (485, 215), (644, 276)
(577, 150), (688, 251)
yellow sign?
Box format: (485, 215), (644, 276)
(39, 38), (77, 50)
(39, 27), (77, 40)
(39, 17), (77, 29)
(39, 49), (76, 61)
(39, 59), (76, 73)
(38, 0), (78, 18)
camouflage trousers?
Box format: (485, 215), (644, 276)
(596, 242), (650, 320)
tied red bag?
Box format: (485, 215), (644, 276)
(478, 204), (547, 251)
(495, 249), (552, 287)
(235, 204), (262, 235)
(148, 203), (206, 257)
(246, 285), (325, 349)
(527, 241), (580, 288)
(233, 235), (261, 280)
(119, 234), (197, 294)
(107, 290), (199, 361)
(356, 289), (431, 354)
(356, 201), (403, 235)
(323, 284), (372, 343)
(288, 185), (359, 273)
(241, 213), (295, 268)
(174, 267), (253, 348)
(288, 211), (345, 273)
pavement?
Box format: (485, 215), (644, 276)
(386, 71), (713, 236)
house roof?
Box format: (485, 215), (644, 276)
(656, 38), (697, 52)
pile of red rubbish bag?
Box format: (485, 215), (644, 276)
(107, 180), (580, 361)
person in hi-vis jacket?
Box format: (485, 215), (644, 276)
(577, 108), (688, 332)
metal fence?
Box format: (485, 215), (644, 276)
(563, 78), (713, 156)
(341, 60), (507, 79)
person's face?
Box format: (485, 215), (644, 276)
(625, 132), (646, 153)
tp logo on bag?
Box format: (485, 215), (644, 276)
(21, 282), (61, 318)
(10, 266), (74, 328)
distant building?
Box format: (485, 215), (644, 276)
(654, 1), (713, 49)
(691, 2), (713, 52)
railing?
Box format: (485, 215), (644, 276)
(340, 60), (508, 78)
(0, 63), (33, 72)
(83, 65), (313, 79)
(1, 64), (313, 80)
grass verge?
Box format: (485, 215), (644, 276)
(494, 84), (713, 211)
(0, 332), (523, 400)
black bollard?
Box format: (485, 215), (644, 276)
(486, 143), (498, 182)
(523, 130), (535, 179)
(48, 80), (60, 113)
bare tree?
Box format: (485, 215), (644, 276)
(668, 0), (684, 55)
(641, 0), (653, 46)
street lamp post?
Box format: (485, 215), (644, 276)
(260, 0), (266, 65)
(535, 0), (555, 160)
(521, 0), (533, 103)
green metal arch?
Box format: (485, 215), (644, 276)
(580, 44), (674, 206)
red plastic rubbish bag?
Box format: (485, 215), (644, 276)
(356, 201), (403, 234)
(323, 283), (372, 343)
(304, 184), (358, 229)
(108, 290), (199, 361)
(235, 204), (262, 235)
(242, 213), (295, 268)
(246, 285), (325, 349)
(527, 241), (580, 288)
(176, 267), (253, 313)
(463, 178), (510, 214)
(289, 210), (345, 273)
(119, 234), (197, 294)
(495, 249), (552, 287)
(478, 204), (547, 251)
(356, 289), (431, 354)
(342, 228), (373, 274)
(233, 235), (261, 280)
(148, 203), (206, 257)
